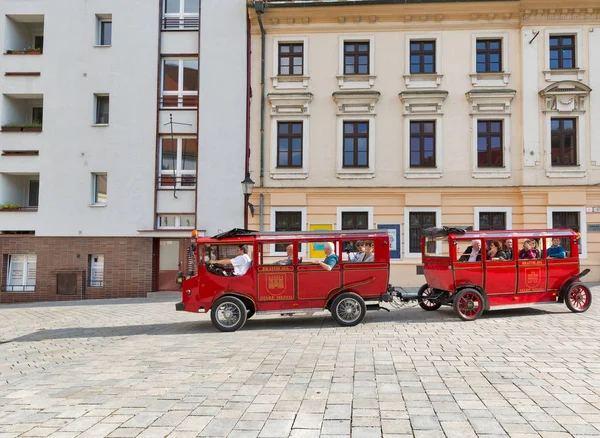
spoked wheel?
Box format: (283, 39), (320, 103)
(453, 288), (484, 321)
(331, 292), (366, 327)
(565, 283), (592, 313)
(417, 283), (442, 311)
(211, 296), (247, 332)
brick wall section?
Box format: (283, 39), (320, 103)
(0, 237), (153, 304)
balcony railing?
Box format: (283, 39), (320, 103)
(162, 16), (200, 30)
(0, 206), (38, 212)
(160, 95), (198, 109)
(158, 175), (197, 189)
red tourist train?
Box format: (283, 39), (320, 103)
(176, 227), (591, 331)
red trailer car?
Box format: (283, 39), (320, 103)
(417, 227), (592, 321)
(176, 229), (395, 331)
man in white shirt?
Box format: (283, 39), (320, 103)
(212, 245), (252, 276)
(459, 240), (482, 262)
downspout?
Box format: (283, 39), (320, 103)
(254, 2), (266, 187)
(244, 10), (251, 181)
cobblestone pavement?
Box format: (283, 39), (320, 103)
(1, 287), (600, 438)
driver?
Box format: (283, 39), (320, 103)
(212, 245), (252, 276)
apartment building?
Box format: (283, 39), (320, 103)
(247, 0), (600, 286)
(0, 0), (247, 303)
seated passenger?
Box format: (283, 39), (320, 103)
(459, 240), (482, 262)
(212, 245), (252, 276)
(503, 240), (513, 260)
(519, 240), (537, 259)
(362, 240), (374, 263)
(546, 238), (566, 259)
(347, 241), (365, 262)
(531, 239), (542, 258)
(274, 244), (301, 265)
(318, 242), (338, 271)
(487, 241), (507, 261)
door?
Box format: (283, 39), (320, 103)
(29, 180), (39, 207)
(157, 239), (186, 291)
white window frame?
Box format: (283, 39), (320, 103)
(470, 32), (510, 87)
(404, 34), (443, 89)
(159, 136), (197, 188)
(544, 114), (586, 178)
(93, 94), (109, 126)
(474, 207), (513, 231)
(544, 28), (584, 82)
(91, 173), (107, 206)
(270, 116), (309, 180)
(270, 207), (307, 257)
(161, 58), (199, 109)
(336, 207), (374, 231)
(471, 115), (512, 179)
(89, 254), (105, 288)
(547, 206), (587, 258)
(95, 15), (112, 47)
(6, 254), (37, 292)
(272, 36), (309, 90)
(163, 0), (199, 29)
(404, 207), (442, 258)
(337, 116), (376, 179)
(337, 35), (376, 90)
(404, 115), (443, 179)
(157, 214), (196, 229)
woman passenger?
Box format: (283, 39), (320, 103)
(487, 241), (507, 261)
(519, 240), (537, 259)
(362, 240), (374, 263)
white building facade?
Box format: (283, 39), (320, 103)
(0, 0), (248, 302)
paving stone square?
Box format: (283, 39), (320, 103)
(2, 288), (600, 437)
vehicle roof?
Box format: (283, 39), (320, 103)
(448, 228), (578, 240)
(196, 229), (389, 244)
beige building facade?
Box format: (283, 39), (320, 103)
(247, 0), (600, 286)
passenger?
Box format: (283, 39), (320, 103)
(362, 240), (374, 263)
(318, 242), (338, 271)
(547, 237), (566, 259)
(487, 241), (507, 261)
(348, 240), (366, 262)
(459, 240), (482, 262)
(211, 245), (252, 276)
(274, 244), (294, 265)
(531, 239), (542, 258)
(503, 239), (513, 260)
(519, 240), (537, 259)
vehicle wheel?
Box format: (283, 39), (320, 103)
(331, 292), (366, 327)
(247, 307), (256, 319)
(453, 288), (484, 321)
(417, 284), (442, 311)
(565, 283), (592, 313)
(211, 296), (247, 332)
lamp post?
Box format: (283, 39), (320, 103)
(241, 174), (255, 229)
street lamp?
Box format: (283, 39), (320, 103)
(241, 174), (255, 229)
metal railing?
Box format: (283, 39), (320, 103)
(0, 206), (38, 212)
(159, 95), (199, 109)
(158, 175), (197, 188)
(162, 16), (200, 30)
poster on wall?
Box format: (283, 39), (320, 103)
(309, 224), (333, 259)
(377, 224), (401, 259)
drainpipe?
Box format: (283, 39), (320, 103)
(245, 11), (251, 184)
(254, 0), (266, 188)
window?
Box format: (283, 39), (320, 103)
(276, 122), (303, 168)
(551, 118), (577, 166)
(409, 212), (436, 254)
(476, 39), (502, 73)
(477, 120), (503, 167)
(92, 173), (107, 205)
(344, 42), (370, 75)
(89, 255), (104, 287)
(163, 0), (199, 29)
(341, 212), (368, 230)
(274, 211), (302, 252)
(34, 35), (44, 52)
(410, 121), (436, 168)
(161, 59), (199, 108)
(278, 43), (303, 76)
(32, 107), (43, 125)
(157, 214), (195, 229)
(5, 254), (36, 292)
(28, 180), (39, 208)
(550, 35), (575, 69)
(410, 41), (436, 74)
(343, 121), (369, 168)
(479, 212), (506, 230)
(97, 16), (112, 46)
(159, 137), (197, 188)
(95, 95), (109, 124)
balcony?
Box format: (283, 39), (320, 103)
(4, 15), (44, 55)
(0, 173), (39, 212)
(1, 94), (43, 133)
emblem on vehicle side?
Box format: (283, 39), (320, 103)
(267, 274), (286, 296)
(525, 267), (542, 288)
